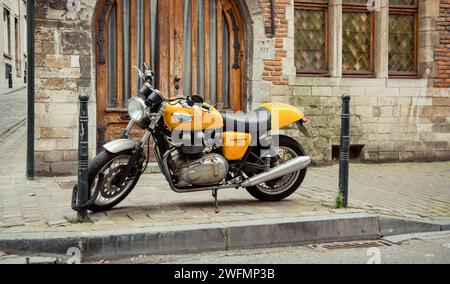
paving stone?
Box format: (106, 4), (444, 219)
(0, 154), (449, 234)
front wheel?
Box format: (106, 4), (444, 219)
(87, 150), (142, 212)
(246, 135), (308, 202)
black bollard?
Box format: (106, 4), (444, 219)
(77, 94), (90, 221)
(339, 94), (351, 208)
(8, 72), (13, 89)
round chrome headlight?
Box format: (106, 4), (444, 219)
(128, 97), (147, 123)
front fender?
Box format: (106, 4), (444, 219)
(103, 139), (140, 154)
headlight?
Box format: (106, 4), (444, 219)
(128, 97), (147, 123)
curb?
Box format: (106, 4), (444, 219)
(0, 86), (26, 96)
(0, 213), (448, 261)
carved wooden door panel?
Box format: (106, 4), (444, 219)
(96, 0), (244, 150)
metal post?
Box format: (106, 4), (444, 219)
(8, 72), (13, 89)
(26, 0), (35, 180)
(339, 94), (351, 208)
(77, 94), (90, 221)
(270, 0), (276, 36)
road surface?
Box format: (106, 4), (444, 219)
(106, 232), (450, 264)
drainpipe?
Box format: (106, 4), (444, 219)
(270, 0), (275, 36)
(26, 0), (35, 180)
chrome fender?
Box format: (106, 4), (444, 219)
(103, 139), (139, 154)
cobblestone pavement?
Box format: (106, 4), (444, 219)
(0, 87), (27, 177)
(0, 161), (449, 234)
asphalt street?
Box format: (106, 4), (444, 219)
(106, 232), (450, 264)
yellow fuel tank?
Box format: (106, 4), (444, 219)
(164, 102), (224, 131)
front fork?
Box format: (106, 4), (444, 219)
(115, 121), (152, 186)
(121, 120), (136, 139)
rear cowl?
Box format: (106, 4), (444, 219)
(262, 103), (306, 130)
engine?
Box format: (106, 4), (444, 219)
(172, 153), (229, 188)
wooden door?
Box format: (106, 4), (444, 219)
(96, 0), (245, 149)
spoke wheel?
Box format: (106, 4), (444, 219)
(256, 147), (301, 195)
(87, 151), (141, 212)
(246, 135), (308, 202)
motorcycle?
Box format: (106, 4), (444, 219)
(84, 64), (311, 213)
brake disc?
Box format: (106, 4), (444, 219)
(100, 165), (130, 198)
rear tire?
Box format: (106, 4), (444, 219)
(246, 135), (308, 202)
(87, 150), (140, 213)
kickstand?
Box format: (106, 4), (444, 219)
(212, 190), (220, 214)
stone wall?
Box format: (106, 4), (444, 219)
(34, 1), (97, 175)
(290, 78), (450, 163)
(33, 0), (450, 176)
(285, 0), (450, 163)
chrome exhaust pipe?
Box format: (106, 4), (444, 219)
(241, 156), (311, 188)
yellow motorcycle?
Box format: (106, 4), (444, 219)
(87, 64), (311, 212)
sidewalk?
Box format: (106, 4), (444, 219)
(0, 85), (26, 97)
(0, 162), (449, 234)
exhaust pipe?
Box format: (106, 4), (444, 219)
(241, 156), (311, 188)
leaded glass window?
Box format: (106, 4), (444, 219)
(294, 0), (328, 75)
(342, 0), (374, 75)
(389, 0), (418, 77)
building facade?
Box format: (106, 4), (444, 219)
(0, 0), (27, 90)
(33, 0), (450, 176)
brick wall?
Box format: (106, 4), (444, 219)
(261, 0), (290, 86)
(434, 0), (450, 88)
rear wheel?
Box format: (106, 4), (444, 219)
(246, 135), (308, 202)
(87, 150), (141, 212)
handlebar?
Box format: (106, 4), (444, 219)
(134, 64), (211, 112)
(133, 64), (155, 84)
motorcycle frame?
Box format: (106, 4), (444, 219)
(116, 117), (310, 195)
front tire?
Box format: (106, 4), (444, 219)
(246, 135), (308, 202)
(87, 150), (141, 212)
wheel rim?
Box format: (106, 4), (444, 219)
(256, 146), (301, 195)
(91, 155), (137, 206)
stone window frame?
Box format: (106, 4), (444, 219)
(341, 1), (376, 77)
(3, 5), (12, 59)
(294, 0), (330, 76)
(14, 16), (21, 76)
(292, 0), (433, 81)
(388, 0), (419, 78)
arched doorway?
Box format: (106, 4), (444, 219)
(95, 0), (246, 148)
